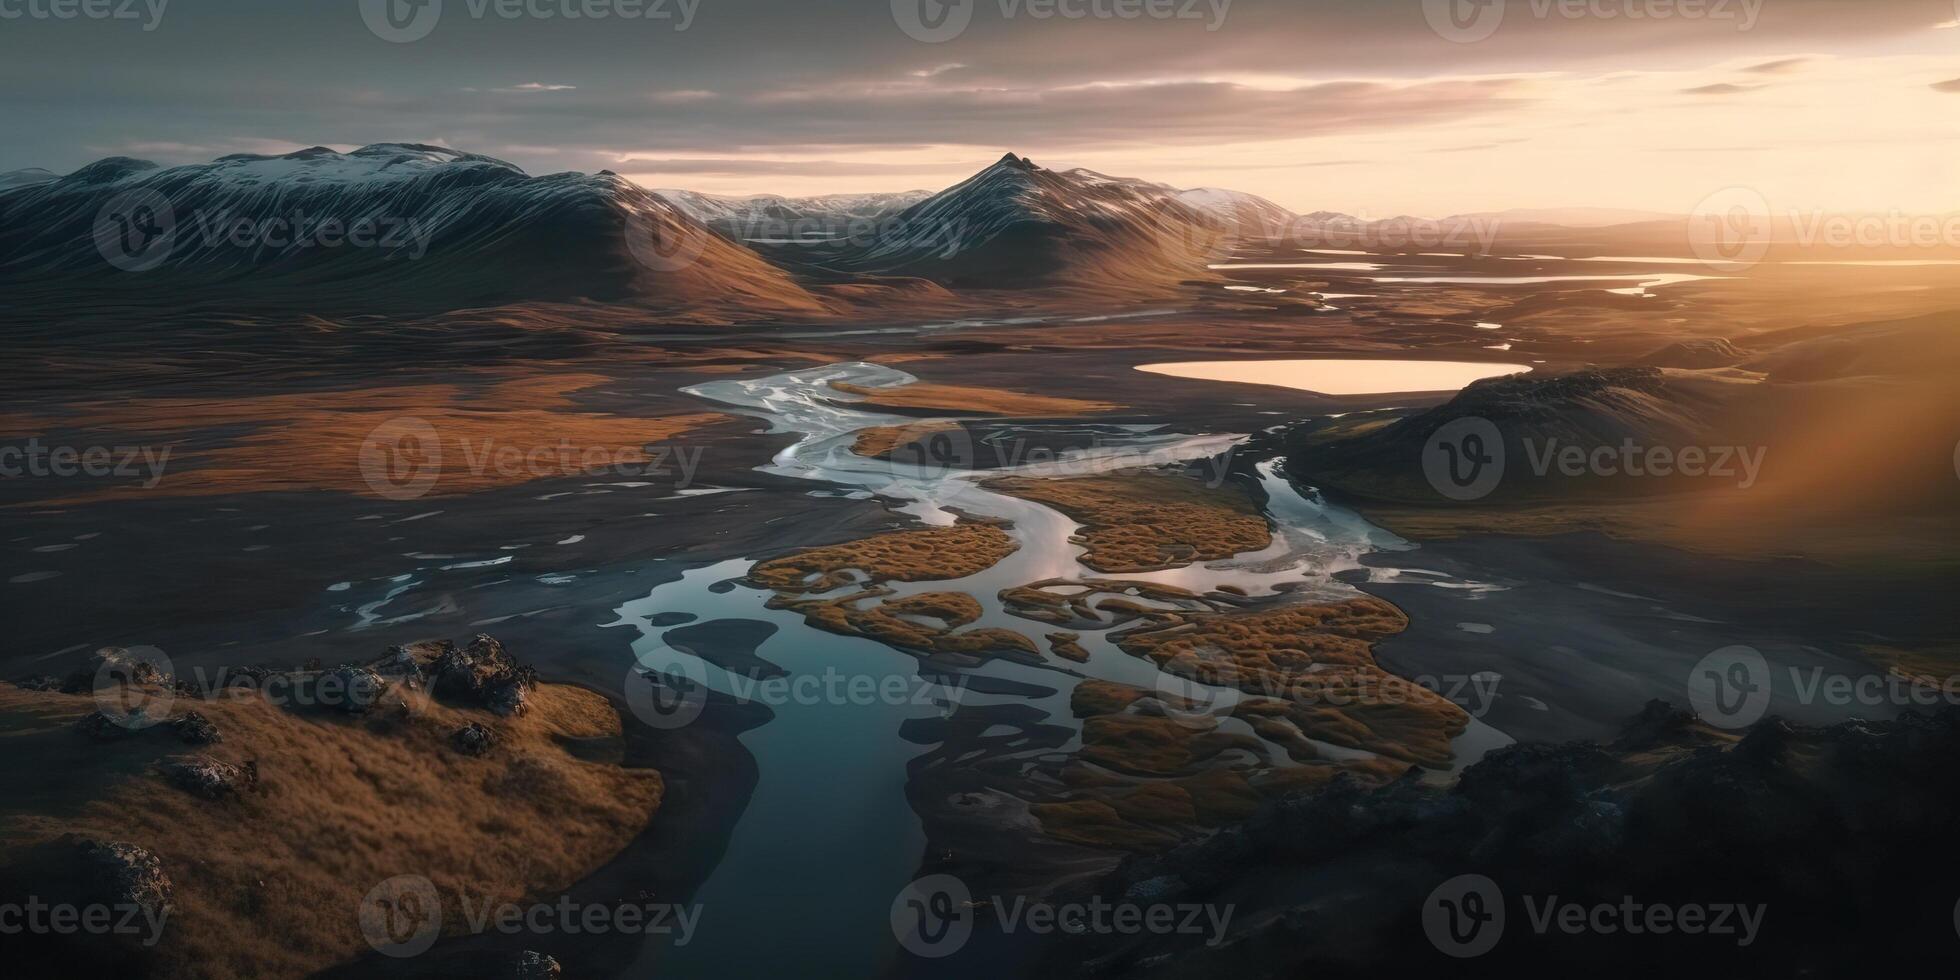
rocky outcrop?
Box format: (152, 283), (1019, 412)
(172, 710), (223, 745)
(161, 757), (257, 800)
(56, 647), (166, 694)
(1038, 703), (1960, 976)
(76, 708), (141, 740)
(428, 635), (537, 715)
(327, 666), (386, 715)
(509, 951), (562, 979)
(451, 722), (498, 756)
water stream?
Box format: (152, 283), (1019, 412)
(608, 362), (1510, 977)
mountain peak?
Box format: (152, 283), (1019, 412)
(993, 152), (1038, 171)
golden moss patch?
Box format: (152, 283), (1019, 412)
(1047, 632), (1091, 663)
(1115, 597), (1469, 768)
(989, 472), (1271, 573)
(749, 524), (1018, 592)
(849, 421), (963, 461)
(0, 666), (659, 980)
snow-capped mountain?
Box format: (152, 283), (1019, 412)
(0, 144), (1331, 319)
(0, 168), (58, 192)
(657, 188), (933, 239)
(1176, 187), (1300, 240)
(0, 144), (819, 317)
(825, 153), (1288, 290)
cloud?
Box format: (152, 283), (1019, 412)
(1682, 83), (1761, 95)
(1933, 78), (1960, 92)
(495, 83), (578, 93)
(1743, 58), (1811, 74)
(613, 157), (962, 177)
(909, 64), (968, 78)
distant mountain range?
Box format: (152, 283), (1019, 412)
(656, 188), (934, 239)
(0, 144), (824, 319)
(808, 153), (1258, 291)
(0, 146), (1310, 317)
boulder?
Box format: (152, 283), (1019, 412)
(487, 680), (530, 718)
(509, 950), (562, 980)
(173, 710), (223, 745)
(162, 757), (257, 799)
(76, 709), (144, 740)
(451, 722), (497, 756)
(73, 838), (173, 923)
(326, 666), (386, 715)
(61, 647), (165, 695)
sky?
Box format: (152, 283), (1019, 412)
(1, 0), (1956, 216)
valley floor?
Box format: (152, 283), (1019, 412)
(4, 245), (1957, 977)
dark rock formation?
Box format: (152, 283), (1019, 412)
(173, 710), (223, 745)
(1029, 703), (1960, 977)
(451, 722), (498, 756)
(162, 757), (257, 799)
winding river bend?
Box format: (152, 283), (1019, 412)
(614, 363), (1509, 977)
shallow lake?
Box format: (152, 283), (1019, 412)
(1135, 358), (1530, 395)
